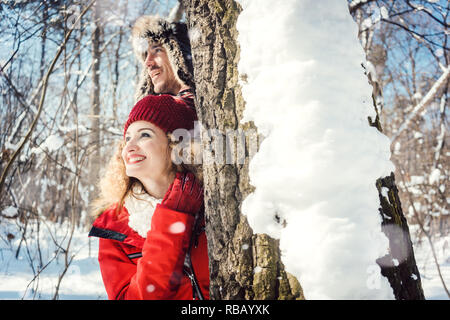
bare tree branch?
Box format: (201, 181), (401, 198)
(405, 0), (449, 28)
(0, 0), (96, 197)
(391, 65), (450, 143)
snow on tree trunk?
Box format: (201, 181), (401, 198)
(234, 0), (424, 299)
(182, 0), (304, 300)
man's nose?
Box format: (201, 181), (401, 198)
(145, 52), (156, 68)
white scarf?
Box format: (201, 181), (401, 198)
(124, 185), (162, 238)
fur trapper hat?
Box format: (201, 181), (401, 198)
(131, 15), (194, 102)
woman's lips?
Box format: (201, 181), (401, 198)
(127, 156), (146, 164)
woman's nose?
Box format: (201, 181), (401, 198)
(124, 138), (138, 153)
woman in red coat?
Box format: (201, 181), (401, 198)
(89, 94), (209, 300)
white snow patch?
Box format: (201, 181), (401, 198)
(132, 36), (148, 54)
(381, 187), (389, 199)
(392, 258), (399, 267)
(168, 222), (186, 234)
(2, 206), (18, 217)
(188, 27), (201, 44)
(31, 134), (64, 155)
(429, 168), (440, 185)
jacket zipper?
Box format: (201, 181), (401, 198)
(183, 257), (204, 300)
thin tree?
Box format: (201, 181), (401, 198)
(87, 1), (103, 204)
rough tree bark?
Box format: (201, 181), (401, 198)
(182, 0), (304, 300)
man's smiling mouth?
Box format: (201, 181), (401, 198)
(150, 70), (161, 80)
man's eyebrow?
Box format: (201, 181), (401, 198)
(150, 44), (162, 50)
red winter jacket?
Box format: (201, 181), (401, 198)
(88, 203), (210, 300)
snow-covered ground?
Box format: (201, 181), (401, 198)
(0, 218), (106, 300)
(0, 216), (448, 300)
(411, 230), (450, 300)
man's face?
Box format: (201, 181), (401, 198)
(145, 43), (181, 95)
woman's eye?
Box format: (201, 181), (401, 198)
(141, 132), (151, 138)
(125, 136), (131, 142)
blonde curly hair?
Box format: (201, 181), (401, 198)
(90, 133), (202, 218)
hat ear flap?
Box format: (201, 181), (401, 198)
(162, 40), (188, 86)
(135, 70), (155, 102)
(171, 23), (195, 90)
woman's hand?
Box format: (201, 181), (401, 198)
(161, 172), (204, 215)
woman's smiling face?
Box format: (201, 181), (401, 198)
(122, 121), (173, 183)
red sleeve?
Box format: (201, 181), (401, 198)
(98, 204), (194, 300)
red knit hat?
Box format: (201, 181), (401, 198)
(124, 94), (197, 136)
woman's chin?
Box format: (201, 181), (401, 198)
(125, 169), (141, 180)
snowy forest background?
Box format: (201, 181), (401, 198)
(0, 0), (448, 299)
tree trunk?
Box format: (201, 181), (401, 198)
(369, 81), (425, 300)
(375, 173), (425, 299)
(349, 4), (425, 300)
(88, 2), (102, 204)
(362, 25), (425, 299)
(182, 0), (304, 300)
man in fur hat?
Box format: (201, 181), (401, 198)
(131, 15), (195, 108)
